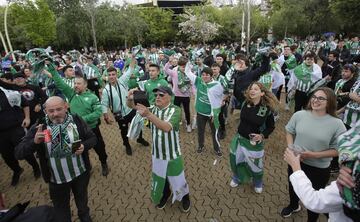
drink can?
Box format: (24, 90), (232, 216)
(43, 129), (51, 143)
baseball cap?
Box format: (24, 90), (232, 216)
(152, 86), (173, 96)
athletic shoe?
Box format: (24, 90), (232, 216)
(280, 205), (302, 218)
(101, 163), (109, 177)
(137, 138), (150, 146)
(191, 118), (197, 129)
(230, 179), (239, 188)
(215, 150), (223, 157)
(125, 144), (132, 156)
(11, 168), (24, 186)
(186, 125), (192, 133)
(181, 195), (191, 213)
(197, 146), (204, 153)
(254, 187), (263, 193)
(156, 195), (170, 210)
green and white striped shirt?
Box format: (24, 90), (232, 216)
(45, 122), (86, 184)
(63, 77), (75, 88)
(151, 104), (182, 160)
(149, 53), (159, 65)
(101, 68), (133, 116)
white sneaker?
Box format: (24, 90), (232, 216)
(254, 187), (263, 193)
(285, 104), (290, 111)
(230, 179), (239, 188)
(191, 119), (197, 129)
(186, 125), (192, 133)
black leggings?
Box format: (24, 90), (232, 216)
(174, 96), (191, 125)
(117, 109), (144, 146)
(0, 126), (39, 173)
(287, 163), (330, 222)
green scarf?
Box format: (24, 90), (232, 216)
(45, 114), (80, 158)
(177, 70), (191, 93)
(294, 63), (312, 82)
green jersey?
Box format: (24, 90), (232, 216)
(50, 66), (102, 129)
(138, 78), (169, 105)
(151, 104), (181, 160)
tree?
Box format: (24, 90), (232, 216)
(139, 7), (175, 46)
(46, 0), (91, 49)
(10, 0), (56, 47)
(330, 0), (360, 35)
(178, 8), (221, 44)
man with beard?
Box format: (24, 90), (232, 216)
(15, 96), (96, 222)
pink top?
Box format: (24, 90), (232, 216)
(164, 62), (192, 97)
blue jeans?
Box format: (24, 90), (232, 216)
(231, 175), (263, 188)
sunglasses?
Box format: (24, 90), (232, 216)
(155, 93), (165, 98)
(311, 95), (327, 102)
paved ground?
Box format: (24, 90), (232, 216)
(0, 97), (332, 221)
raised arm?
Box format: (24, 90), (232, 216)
(46, 64), (75, 99)
(184, 62), (197, 84)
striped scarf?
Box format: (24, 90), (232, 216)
(45, 114), (80, 158)
(151, 156), (189, 205)
(229, 134), (264, 183)
(337, 121), (360, 210)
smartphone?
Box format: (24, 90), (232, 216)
(133, 91), (150, 107)
(72, 140), (82, 153)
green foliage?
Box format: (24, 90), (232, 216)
(139, 7), (175, 45)
(330, 0), (360, 35)
(0, 0), (357, 50)
(10, 0), (56, 47)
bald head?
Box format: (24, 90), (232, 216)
(45, 96), (68, 124)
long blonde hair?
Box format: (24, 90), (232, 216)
(244, 82), (280, 112)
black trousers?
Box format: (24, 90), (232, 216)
(196, 113), (220, 151)
(91, 125), (107, 164)
(116, 109), (144, 146)
(218, 103), (228, 131)
(287, 163), (330, 222)
(49, 171), (91, 222)
(294, 90), (309, 112)
(276, 78), (290, 102)
(174, 96), (191, 125)
(0, 126), (39, 173)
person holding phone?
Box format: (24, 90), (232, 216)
(133, 86), (191, 213)
(15, 96), (97, 222)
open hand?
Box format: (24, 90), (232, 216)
(34, 124), (45, 144)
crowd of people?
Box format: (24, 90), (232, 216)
(0, 35), (360, 222)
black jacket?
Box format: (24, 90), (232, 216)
(14, 114), (97, 183)
(0, 80), (29, 131)
(336, 47), (351, 65)
(233, 55), (270, 102)
(322, 60), (342, 90)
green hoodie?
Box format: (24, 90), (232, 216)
(49, 65), (102, 129)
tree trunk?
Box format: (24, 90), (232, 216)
(4, 5), (14, 60)
(90, 13), (98, 54)
(0, 31), (9, 54)
(241, 0), (245, 47)
(246, 0), (251, 56)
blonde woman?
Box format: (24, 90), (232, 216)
(229, 82), (279, 193)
